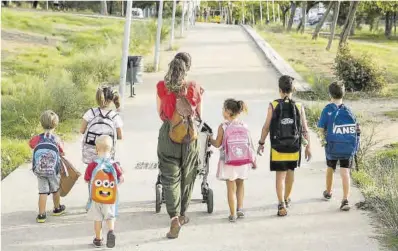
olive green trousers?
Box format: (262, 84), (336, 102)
(157, 122), (199, 218)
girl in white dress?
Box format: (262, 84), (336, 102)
(210, 99), (256, 222)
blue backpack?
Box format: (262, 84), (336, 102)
(326, 104), (359, 159)
(32, 134), (60, 177)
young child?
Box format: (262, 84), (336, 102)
(84, 135), (124, 248)
(81, 86), (123, 211)
(210, 99), (255, 222)
(317, 82), (360, 211)
(29, 110), (66, 223)
(80, 85), (123, 164)
(257, 75), (312, 217)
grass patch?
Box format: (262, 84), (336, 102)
(352, 145), (398, 250)
(256, 24), (398, 100)
(1, 139), (31, 179)
(384, 110), (398, 120)
(1, 9), (170, 179)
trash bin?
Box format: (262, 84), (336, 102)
(127, 56), (143, 84)
(126, 56), (143, 97)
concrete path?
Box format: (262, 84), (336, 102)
(1, 23), (382, 251)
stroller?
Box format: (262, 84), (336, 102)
(155, 121), (214, 214)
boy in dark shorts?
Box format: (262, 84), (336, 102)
(318, 82), (360, 211)
(258, 75), (312, 217)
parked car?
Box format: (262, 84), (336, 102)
(132, 8), (144, 19)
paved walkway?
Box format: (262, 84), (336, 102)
(1, 23), (381, 251)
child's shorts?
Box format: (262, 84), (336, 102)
(88, 201), (116, 221)
(270, 161), (298, 172)
(37, 174), (60, 195)
(326, 159), (353, 169)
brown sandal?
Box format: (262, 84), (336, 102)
(166, 217), (181, 239)
(179, 215), (190, 226)
(277, 202), (287, 217)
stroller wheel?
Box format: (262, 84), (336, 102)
(201, 183), (209, 203)
(155, 184), (162, 213)
(207, 188), (214, 214)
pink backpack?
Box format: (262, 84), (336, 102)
(223, 121), (254, 166)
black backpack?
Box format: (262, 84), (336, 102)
(270, 97), (302, 153)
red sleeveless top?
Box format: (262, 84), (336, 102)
(157, 81), (204, 121)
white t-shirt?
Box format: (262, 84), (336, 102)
(83, 108), (123, 128)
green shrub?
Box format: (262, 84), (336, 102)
(66, 45), (120, 88)
(1, 10), (171, 179)
(1, 138), (31, 179)
(334, 45), (387, 92)
(352, 145), (398, 250)
(304, 103), (324, 129)
(47, 70), (95, 121)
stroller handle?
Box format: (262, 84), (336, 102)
(197, 119), (213, 135)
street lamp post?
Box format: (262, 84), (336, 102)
(118, 0), (133, 110)
(181, 0), (186, 36)
(169, 0), (176, 50)
(154, 0), (164, 72)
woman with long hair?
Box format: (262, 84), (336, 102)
(156, 52), (204, 239)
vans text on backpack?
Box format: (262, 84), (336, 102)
(270, 97), (302, 155)
(326, 104), (359, 159)
(82, 108), (118, 164)
(32, 134), (60, 177)
(223, 121), (254, 166)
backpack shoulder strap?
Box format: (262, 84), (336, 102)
(111, 113), (119, 120)
(104, 110), (113, 118)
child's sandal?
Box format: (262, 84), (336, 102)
(277, 202), (287, 217)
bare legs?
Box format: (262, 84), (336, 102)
(226, 179), (245, 217)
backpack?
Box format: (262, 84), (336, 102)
(32, 134), (60, 177)
(223, 121), (254, 166)
(82, 108), (118, 164)
(325, 104), (359, 159)
(89, 158), (118, 205)
(168, 90), (198, 144)
(270, 98), (302, 153)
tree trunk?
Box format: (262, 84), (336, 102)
(297, 20), (302, 32)
(339, 1), (359, 46)
(32, 1), (38, 8)
(312, 2), (333, 40)
(252, 4), (255, 25)
(350, 19), (355, 35)
(300, 1), (307, 34)
(272, 0), (275, 22)
(260, 0), (263, 24)
(282, 9), (289, 27)
(277, 3), (280, 22)
(100, 1), (108, 15)
(287, 2), (297, 31)
(267, 0), (270, 22)
(228, 2), (233, 25)
(394, 12), (397, 36)
(385, 11), (393, 38)
(108, 1), (113, 15)
(326, 1), (340, 51)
